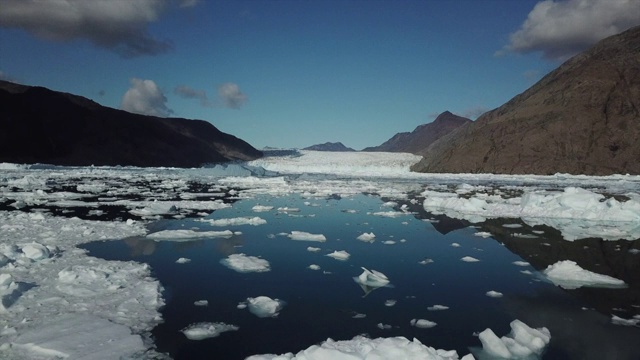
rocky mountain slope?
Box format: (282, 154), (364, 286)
(363, 111), (471, 154)
(0, 81), (262, 167)
(303, 142), (355, 152)
(412, 25), (640, 175)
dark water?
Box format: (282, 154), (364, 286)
(81, 194), (640, 360)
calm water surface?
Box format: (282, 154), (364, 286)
(82, 193), (640, 359)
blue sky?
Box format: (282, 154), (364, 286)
(1, 0), (638, 150)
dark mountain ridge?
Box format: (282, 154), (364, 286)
(0, 80), (262, 167)
(412, 26), (640, 175)
(363, 111), (471, 154)
(303, 142), (356, 152)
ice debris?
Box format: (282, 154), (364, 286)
(354, 267), (390, 288)
(246, 335), (464, 360)
(411, 319), (437, 328)
(147, 229), (234, 240)
(543, 260), (626, 289)
(181, 322), (238, 340)
(220, 254), (271, 273)
(288, 231), (327, 242)
(326, 250), (350, 261)
(461, 256), (480, 263)
(356, 232), (376, 242)
(246, 296), (285, 318)
(476, 320), (550, 359)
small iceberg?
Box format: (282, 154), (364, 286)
(326, 250), (350, 261)
(246, 296), (285, 318)
(181, 322), (238, 340)
(354, 267), (390, 287)
(288, 231), (327, 242)
(411, 319), (437, 329)
(353, 267), (390, 297)
(543, 260), (626, 289)
(475, 319), (550, 359)
(220, 254), (271, 273)
(356, 232), (376, 242)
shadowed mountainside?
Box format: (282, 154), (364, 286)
(412, 26), (640, 175)
(0, 81), (262, 167)
(363, 111), (471, 154)
(303, 142), (356, 152)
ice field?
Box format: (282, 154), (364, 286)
(1, 150), (639, 359)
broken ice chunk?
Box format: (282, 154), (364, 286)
(326, 250), (350, 261)
(246, 296), (285, 318)
(181, 322), (238, 340)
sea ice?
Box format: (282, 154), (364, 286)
(288, 231), (327, 242)
(428, 305), (449, 311)
(476, 320), (550, 359)
(194, 300), (208, 306)
(220, 254), (271, 273)
(246, 335), (463, 360)
(611, 315), (640, 326)
(486, 291), (503, 298)
(356, 232), (376, 242)
(307, 246), (321, 252)
(461, 256), (480, 262)
(181, 322), (239, 340)
(176, 257), (191, 264)
(326, 250), (350, 261)
(308, 264), (321, 270)
(411, 319), (437, 328)
(385, 300), (397, 307)
(474, 232), (492, 238)
(543, 260), (626, 289)
(9, 314), (146, 359)
(512, 261), (530, 267)
(353, 267), (389, 288)
(147, 229), (234, 240)
(246, 296), (285, 318)
(199, 216), (266, 226)
(252, 205), (274, 212)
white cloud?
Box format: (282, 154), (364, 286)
(504, 0), (640, 60)
(121, 78), (172, 117)
(0, 0), (174, 57)
(218, 83), (248, 109)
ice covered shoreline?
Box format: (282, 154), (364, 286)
(1, 151), (639, 359)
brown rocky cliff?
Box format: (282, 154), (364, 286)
(412, 25), (640, 175)
(363, 111), (471, 154)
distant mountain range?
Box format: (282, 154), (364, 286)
(363, 111), (471, 154)
(0, 80), (262, 167)
(411, 25), (640, 175)
(303, 142), (355, 152)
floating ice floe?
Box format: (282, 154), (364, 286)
(423, 187), (640, 241)
(246, 335), (464, 360)
(356, 232), (376, 242)
(611, 315), (640, 326)
(461, 256), (480, 263)
(220, 254), (271, 273)
(181, 322), (238, 340)
(543, 260), (626, 289)
(147, 229), (234, 240)
(194, 300), (208, 306)
(411, 319), (437, 328)
(176, 257), (191, 264)
(9, 314), (147, 359)
(451, 243), (461, 248)
(354, 267), (389, 288)
(326, 250), (350, 261)
(287, 231), (327, 242)
(308, 264), (321, 271)
(383, 240), (396, 245)
(371, 211), (407, 218)
(385, 299), (397, 307)
(486, 291), (503, 298)
(377, 323), (392, 330)
(252, 205), (274, 212)
(307, 247), (321, 252)
(199, 216), (267, 226)
(512, 261), (530, 267)
(428, 305), (449, 311)
(476, 319), (550, 359)
(246, 296), (285, 318)
(474, 232), (492, 238)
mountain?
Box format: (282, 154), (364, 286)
(0, 81), (262, 167)
(303, 142), (356, 152)
(412, 26), (640, 175)
(362, 111), (471, 154)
